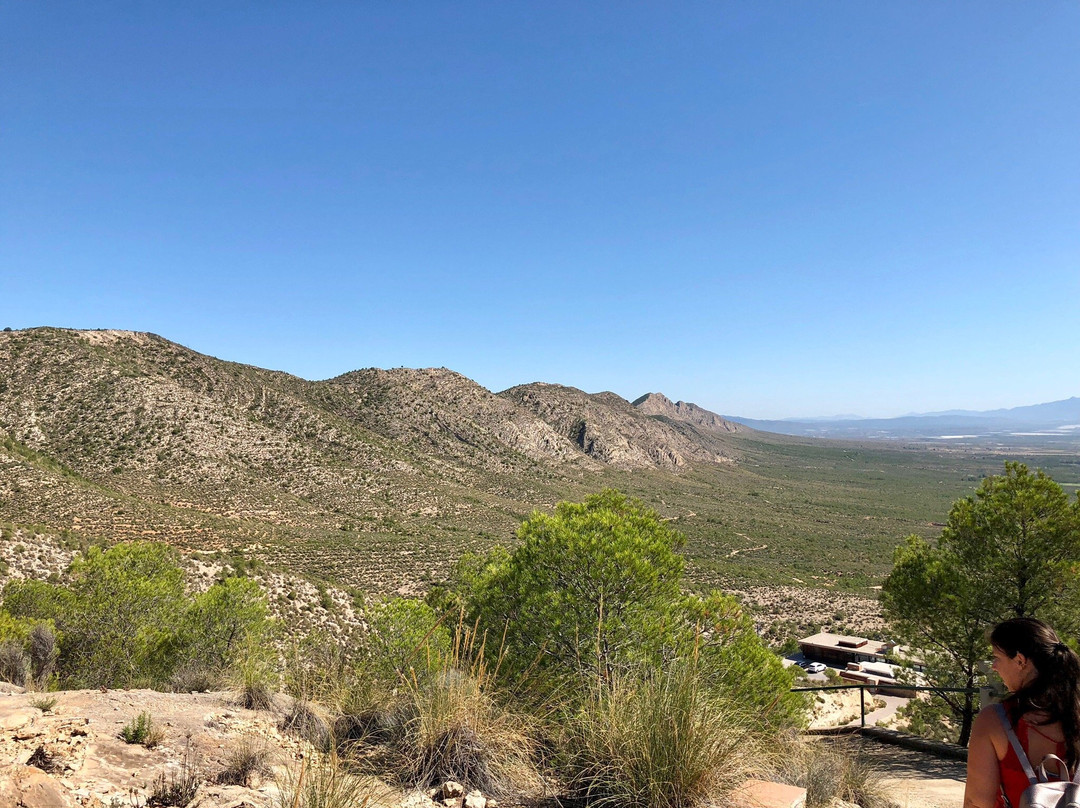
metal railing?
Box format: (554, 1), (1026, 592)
(790, 683), (979, 728)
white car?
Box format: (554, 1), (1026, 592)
(805, 662), (826, 674)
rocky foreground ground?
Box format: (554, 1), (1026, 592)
(0, 686), (405, 808)
(0, 685), (964, 808)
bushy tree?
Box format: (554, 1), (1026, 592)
(5, 543), (186, 687)
(365, 596), (452, 679)
(463, 490), (686, 682)
(176, 576), (269, 673)
(944, 462), (1080, 629)
(2, 541), (270, 689)
(882, 462), (1080, 745)
(457, 490), (802, 725)
(680, 591), (806, 728)
(881, 534), (987, 744)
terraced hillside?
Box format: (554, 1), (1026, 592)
(2, 327), (1076, 606)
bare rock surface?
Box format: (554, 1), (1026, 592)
(500, 383), (738, 470)
(851, 738), (965, 808)
(0, 688), (396, 808)
(632, 392), (743, 434)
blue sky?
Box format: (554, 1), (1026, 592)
(2, 2), (1078, 419)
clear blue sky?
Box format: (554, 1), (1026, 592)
(2, 2), (1078, 419)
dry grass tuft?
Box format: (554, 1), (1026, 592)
(564, 662), (753, 808)
(217, 734), (273, 787)
(275, 751), (376, 808)
(758, 736), (898, 808)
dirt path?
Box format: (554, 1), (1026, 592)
(853, 737), (966, 808)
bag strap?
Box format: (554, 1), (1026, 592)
(994, 703), (1039, 785)
(1038, 755), (1072, 783)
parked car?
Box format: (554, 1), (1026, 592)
(806, 662), (826, 674)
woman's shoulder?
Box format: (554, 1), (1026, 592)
(972, 703), (1010, 748)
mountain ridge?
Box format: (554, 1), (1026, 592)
(0, 327), (749, 589)
(730, 396), (1080, 441)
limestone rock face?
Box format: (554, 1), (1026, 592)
(632, 392), (743, 434)
(0, 688), (312, 808)
(501, 383), (738, 471)
(0, 765), (75, 808)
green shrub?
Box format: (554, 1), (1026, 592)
(1, 542), (270, 690)
(455, 491), (804, 726)
(680, 591), (806, 728)
(174, 576), (270, 673)
(461, 491), (685, 685)
(365, 598), (451, 681)
(4, 543), (185, 688)
(121, 711), (163, 747)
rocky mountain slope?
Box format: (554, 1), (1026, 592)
(1, 327), (1028, 600)
(632, 392), (742, 434)
(0, 327), (752, 589)
(500, 384), (738, 471)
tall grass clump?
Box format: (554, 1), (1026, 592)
(275, 752), (375, 808)
(234, 639), (278, 711)
(760, 737), (897, 808)
(564, 661), (751, 808)
(377, 622), (539, 799)
(218, 735), (272, 787)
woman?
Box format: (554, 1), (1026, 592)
(964, 618), (1080, 808)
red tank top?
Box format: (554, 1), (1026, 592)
(997, 716), (1068, 808)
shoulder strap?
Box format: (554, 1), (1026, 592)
(994, 703), (1039, 785)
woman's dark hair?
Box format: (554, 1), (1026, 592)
(991, 617), (1080, 768)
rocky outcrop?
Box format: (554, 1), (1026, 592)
(0, 688), (515, 808)
(323, 368), (589, 468)
(499, 384), (737, 471)
(632, 392), (743, 434)
(0, 688), (297, 808)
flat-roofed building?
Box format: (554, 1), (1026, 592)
(798, 632), (893, 666)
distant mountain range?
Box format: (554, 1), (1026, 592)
(730, 398), (1080, 442)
